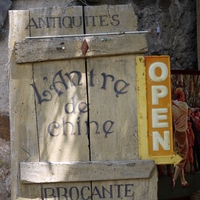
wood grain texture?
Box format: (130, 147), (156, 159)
(15, 34), (147, 63)
(87, 55), (139, 161)
(9, 10), (42, 200)
(20, 160), (155, 183)
(33, 60), (89, 162)
(84, 4), (138, 33)
(10, 5), (157, 200)
(29, 6), (83, 37)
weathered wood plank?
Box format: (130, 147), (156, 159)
(91, 170), (157, 200)
(29, 6), (89, 163)
(42, 182), (91, 200)
(84, 5), (138, 33)
(20, 160), (155, 183)
(38, 172), (158, 200)
(9, 10), (42, 200)
(87, 55), (139, 161)
(84, 6), (157, 200)
(85, 4), (140, 162)
(15, 34), (147, 63)
(29, 6), (83, 37)
(10, 5), (157, 200)
(33, 60), (89, 162)
(29, 6), (92, 199)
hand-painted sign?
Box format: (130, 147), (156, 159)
(137, 56), (182, 165)
(10, 6), (157, 200)
(146, 56), (173, 156)
(43, 183), (134, 199)
(25, 14), (120, 30)
(30, 67), (129, 138)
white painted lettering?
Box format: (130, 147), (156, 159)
(152, 108), (168, 128)
(152, 131), (170, 151)
(151, 85), (168, 105)
(148, 62), (168, 82)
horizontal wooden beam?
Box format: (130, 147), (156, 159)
(20, 160), (155, 183)
(15, 34), (148, 63)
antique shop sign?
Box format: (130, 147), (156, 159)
(9, 5), (157, 200)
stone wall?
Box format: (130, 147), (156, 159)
(135, 0), (197, 70)
(0, 0), (197, 199)
(0, 138), (10, 200)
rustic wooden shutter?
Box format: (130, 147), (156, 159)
(9, 5), (157, 200)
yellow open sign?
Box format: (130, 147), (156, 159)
(146, 56), (174, 156)
(137, 56), (182, 165)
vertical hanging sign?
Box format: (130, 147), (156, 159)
(137, 55), (182, 165)
(146, 56), (174, 157)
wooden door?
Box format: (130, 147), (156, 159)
(9, 5), (156, 200)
